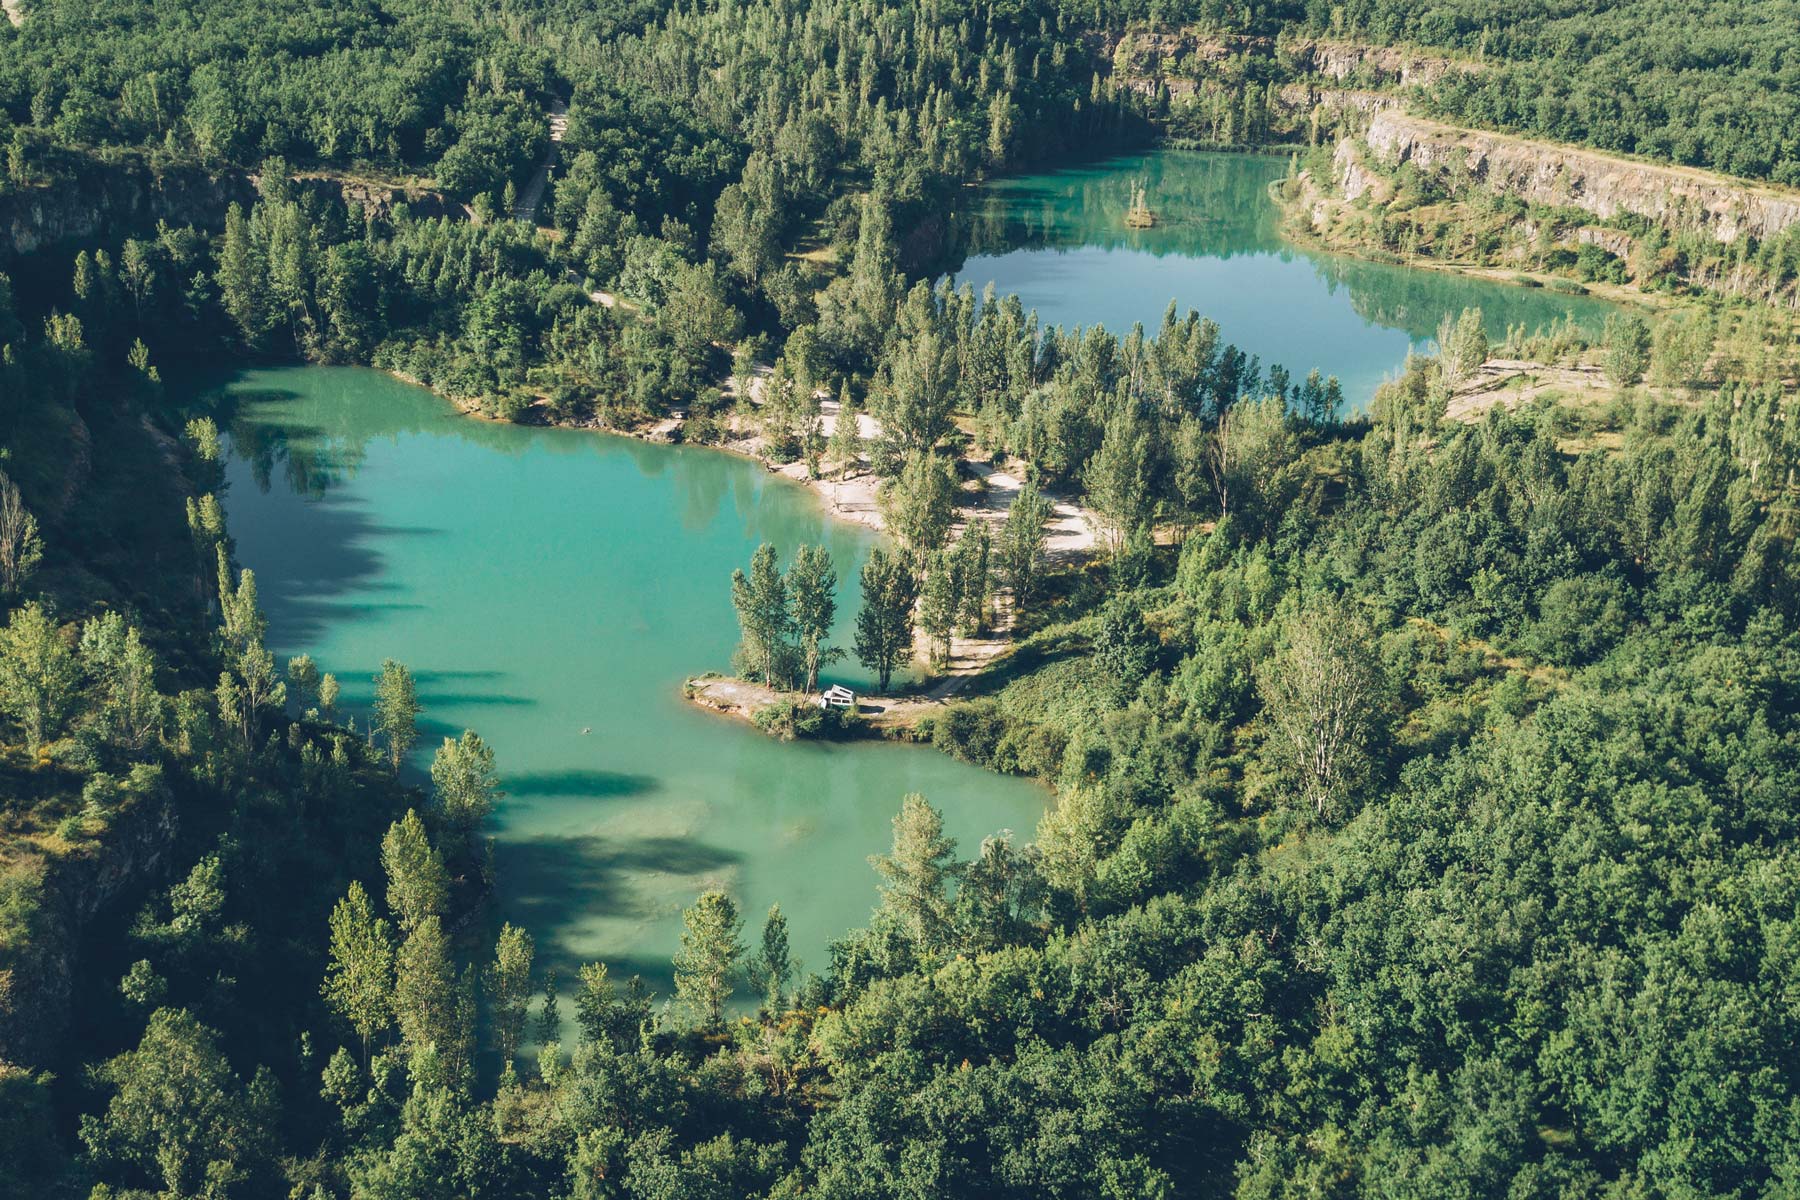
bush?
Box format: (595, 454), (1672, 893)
(1526, 575), (1634, 665)
(932, 699), (1008, 767)
(751, 700), (851, 741)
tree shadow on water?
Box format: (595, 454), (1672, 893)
(504, 769), (660, 799)
(491, 832), (741, 991)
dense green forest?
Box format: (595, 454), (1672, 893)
(4, 0), (1800, 1195)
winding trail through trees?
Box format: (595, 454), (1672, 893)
(512, 97), (568, 225)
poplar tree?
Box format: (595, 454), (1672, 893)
(373, 659), (419, 770)
(394, 915), (460, 1072)
(0, 602), (79, 756)
(673, 890), (745, 1029)
(731, 543), (792, 687)
(998, 484), (1052, 606)
(879, 451), (957, 558)
(575, 961), (653, 1050)
(853, 547), (917, 692)
(0, 470), (43, 595)
(1084, 399), (1155, 551)
(869, 793), (961, 953)
(917, 551), (958, 668)
(80, 614), (165, 753)
(381, 810), (448, 932)
(747, 903), (792, 1012)
(286, 654), (320, 713)
(952, 523), (992, 635)
(828, 384), (862, 478)
(787, 544), (840, 692)
(485, 922), (534, 1070)
(321, 881), (394, 1065)
(431, 729), (501, 851)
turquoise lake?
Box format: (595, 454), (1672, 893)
(949, 149), (1617, 405)
(218, 367), (1047, 998)
(210, 150), (1617, 1008)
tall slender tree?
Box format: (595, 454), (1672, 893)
(787, 544), (840, 692)
(374, 659), (420, 770)
(381, 810), (448, 933)
(853, 547), (917, 692)
(485, 923), (535, 1070)
(730, 543), (792, 687)
(869, 793), (961, 953)
(672, 891), (744, 1029)
(321, 881), (394, 1065)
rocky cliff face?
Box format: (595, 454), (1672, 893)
(1107, 32), (1472, 102)
(1296, 39), (1477, 88)
(1, 159), (256, 259)
(2, 156), (457, 260)
(1361, 110), (1800, 243)
(0, 788), (178, 1070)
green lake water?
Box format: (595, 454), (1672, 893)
(950, 149), (1618, 405)
(212, 152), (1610, 1007)
(216, 367), (1047, 997)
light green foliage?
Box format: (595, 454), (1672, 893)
(286, 653), (320, 714)
(1604, 310), (1654, 387)
(730, 543), (791, 688)
(373, 658), (420, 771)
(951, 522), (991, 635)
(80, 612), (165, 753)
(868, 793), (960, 953)
(485, 922), (534, 1068)
(997, 483), (1052, 605)
(322, 880), (394, 1063)
(0, 601), (78, 755)
(673, 890), (744, 1029)
(786, 544), (840, 693)
(183, 416), (221, 463)
(917, 550), (958, 669)
(852, 546), (917, 692)
(878, 282), (961, 452)
(878, 451), (957, 558)
(1256, 599), (1385, 822)
(574, 961), (654, 1051)
(381, 810), (448, 933)
(1083, 398), (1155, 549)
(430, 729), (500, 849)
(828, 384), (862, 479)
(1435, 305), (1488, 390)
(0, 469), (43, 596)
(745, 903), (792, 1012)
(394, 915), (464, 1077)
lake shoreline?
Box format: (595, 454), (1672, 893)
(1268, 171), (1665, 314)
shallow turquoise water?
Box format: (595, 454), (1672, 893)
(950, 149), (1617, 406)
(216, 366), (1046, 996)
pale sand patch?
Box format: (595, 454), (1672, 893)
(2, 0), (20, 26)
(1446, 357), (1614, 422)
(699, 373), (1103, 706)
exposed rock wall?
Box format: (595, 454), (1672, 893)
(1, 159), (256, 259)
(2, 156), (457, 260)
(0, 788), (178, 1070)
(1107, 31), (1473, 101)
(1362, 110), (1800, 244)
(1297, 39), (1476, 88)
